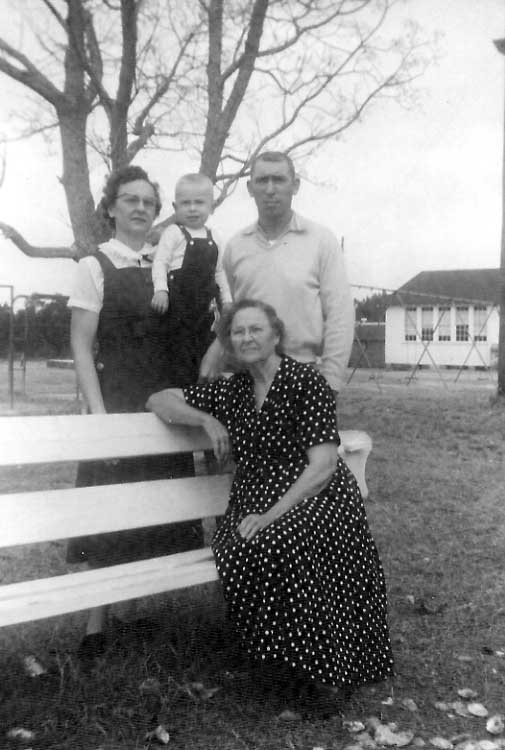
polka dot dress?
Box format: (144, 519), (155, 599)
(184, 356), (393, 687)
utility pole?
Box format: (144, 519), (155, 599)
(494, 38), (505, 396)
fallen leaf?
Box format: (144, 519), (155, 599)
(458, 689), (478, 700)
(374, 726), (414, 747)
(414, 598), (447, 615)
(487, 717), (505, 736)
(413, 740), (426, 748)
(435, 702), (450, 712)
(185, 681), (220, 700)
(277, 709), (301, 722)
(450, 734), (472, 744)
(476, 742), (500, 750)
(454, 742), (479, 750)
(343, 720), (366, 733)
(429, 738), (453, 750)
(382, 697), (395, 706)
(6, 727), (36, 741)
(188, 681), (204, 691)
(145, 724), (170, 745)
(200, 687), (221, 700)
(23, 655), (47, 678)
(467, 703), (489, 718)
(355, 731), (377, 749)
(406, 595), (416, 605)
(402, 698), (419, 712)
(449, 701), (471, 718)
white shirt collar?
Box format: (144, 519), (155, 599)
(98, 237), (155, 264)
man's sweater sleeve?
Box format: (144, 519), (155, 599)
(318, 231), (355, 392)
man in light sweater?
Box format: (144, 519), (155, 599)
(221, 151), (354, 399)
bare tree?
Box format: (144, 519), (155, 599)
(0, 0), (433, 258)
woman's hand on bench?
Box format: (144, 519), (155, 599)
(202, 414), (230, 463)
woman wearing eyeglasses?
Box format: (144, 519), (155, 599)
(67, 165), (204, 662)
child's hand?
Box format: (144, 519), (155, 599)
(151, 291), (169, 313)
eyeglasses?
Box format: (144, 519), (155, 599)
(116, 193), (157, 210)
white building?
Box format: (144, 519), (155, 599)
(385, 269), (500, 368)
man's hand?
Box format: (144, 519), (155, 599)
(202, 414), (230, 462)
(237, 513), (270, 541)
(199, 338), (225, 382)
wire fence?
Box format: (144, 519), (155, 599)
(349, 283), (498, 392)
(0, 282), (499, 412)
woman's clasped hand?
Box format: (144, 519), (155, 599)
(202, 413), (230, 463)
(237, 513), (270, 541)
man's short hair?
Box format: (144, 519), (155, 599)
(250, 151), (296, 182)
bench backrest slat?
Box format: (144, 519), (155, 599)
(0, 413), (214, 466)
(0, 476), (232, 548)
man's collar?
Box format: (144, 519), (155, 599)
(242, 212), (307, 237)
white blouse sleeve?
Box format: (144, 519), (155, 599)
(67, 256), (104, 313)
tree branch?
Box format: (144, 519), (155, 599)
(116, 0), (138, 108)
(63, 0), (112, 112)
(222, 1), (344, 83)
(0, 222), (81, 259)
(132, 29), (196, 135)
(0, 37), (64, 106)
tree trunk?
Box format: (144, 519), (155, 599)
(59, 109), (102, 254)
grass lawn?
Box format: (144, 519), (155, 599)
(0, 362), (504, 749)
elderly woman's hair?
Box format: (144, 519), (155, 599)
(218, 299), (285, 357)
(98, 165), (162, 229)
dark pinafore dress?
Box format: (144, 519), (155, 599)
(67, 249), (205, 567)
(164, 225), (220, 385)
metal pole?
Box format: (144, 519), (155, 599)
(7, 285), (14, 409)
(494, 38), (505, 396)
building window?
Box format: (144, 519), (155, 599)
(455, 306), (469, 342)
(437, 306), (451, 341)
(404, 306), (417, 341)
(421, 306), (433, 341)
(473, 305), (488, 342)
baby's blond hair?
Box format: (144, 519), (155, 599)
(175, 173), (213, 198)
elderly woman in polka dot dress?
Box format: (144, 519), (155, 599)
(147, 298), (393, 708)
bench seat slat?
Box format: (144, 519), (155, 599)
(0, 548), (218, 626)
(0, 476), (232, 548)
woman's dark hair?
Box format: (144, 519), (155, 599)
(98, 165), (162, 229)
(218, 298), (285, 357)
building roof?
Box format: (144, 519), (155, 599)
(388, 269), (502, 306)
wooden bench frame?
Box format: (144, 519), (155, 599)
(0, 410), (372, 628)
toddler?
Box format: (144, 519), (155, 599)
(151, 173), (230, 315)
(151, 173), (231, 384)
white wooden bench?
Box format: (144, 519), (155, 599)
(0, 411), (372, 628)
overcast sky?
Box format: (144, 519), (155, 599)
(0, 0), (504, 303)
